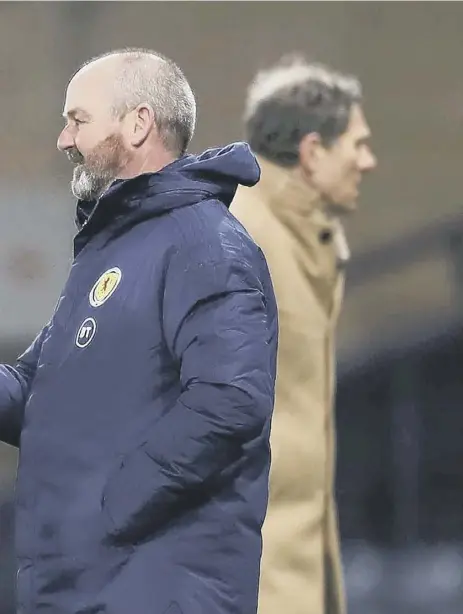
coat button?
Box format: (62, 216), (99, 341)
(319, 229), (332, 244)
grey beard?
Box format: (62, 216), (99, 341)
(71, 165), (115, 202)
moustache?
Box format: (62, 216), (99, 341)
(66, 148), (85, 165)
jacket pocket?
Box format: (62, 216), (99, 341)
(101, 444), (161, 544)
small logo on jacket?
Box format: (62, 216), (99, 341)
(76, 317), (97, 348)
(90, 267), (122, 307)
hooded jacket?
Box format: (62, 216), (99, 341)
(0, 143), (278, 614)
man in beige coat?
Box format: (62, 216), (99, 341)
(230, 57), (377, 614)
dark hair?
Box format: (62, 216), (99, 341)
(244, 55), (362, 167)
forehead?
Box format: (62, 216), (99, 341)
(344, 103), (371, 139)
(63, 65), (114, 116)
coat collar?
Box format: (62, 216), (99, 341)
(255, 156), (351, 266)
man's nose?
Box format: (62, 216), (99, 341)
(57, 125), (74, 152)
(361, 147), (377, 172)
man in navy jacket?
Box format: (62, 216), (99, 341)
(0, 48), (278, 614)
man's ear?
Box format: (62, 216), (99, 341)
(129, 104), (156, 148)
(299, 132), (324, 172)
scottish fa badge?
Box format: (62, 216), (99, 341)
(89, 267), (122, 307)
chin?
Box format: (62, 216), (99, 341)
(343, 199), (358, 213)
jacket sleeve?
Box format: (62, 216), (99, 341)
(0, 326), (49, 447)
(103, 248), (278, 540)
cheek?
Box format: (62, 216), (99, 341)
(334, 161), (359, 196)
(343, 155), (361, 179)
(73, 132), (93, 156)
(334, 160), (355, 184)
(75, 124), (109, 153)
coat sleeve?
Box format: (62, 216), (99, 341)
(0, 326), (49, 447)
(103, 248), (278, 540)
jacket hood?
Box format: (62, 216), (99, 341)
(76, 142), (260, 230)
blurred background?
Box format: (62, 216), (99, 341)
(0, 1), (462, 612)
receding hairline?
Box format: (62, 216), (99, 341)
(72, 48), (168, 83)
(66, 49), (171, 116)
(66, 48), (196, 156)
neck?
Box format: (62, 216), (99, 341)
(118, 147), (178, 180)
(257, 157), (324, 218)
(292, 165), (326, 214)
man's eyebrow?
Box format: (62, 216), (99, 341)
(63, 108), (92, 120)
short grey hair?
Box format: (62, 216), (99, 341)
(244, 55), (362, 167)
(83, 48), (196, 156)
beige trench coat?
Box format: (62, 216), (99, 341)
(230, 157), (349, 614)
